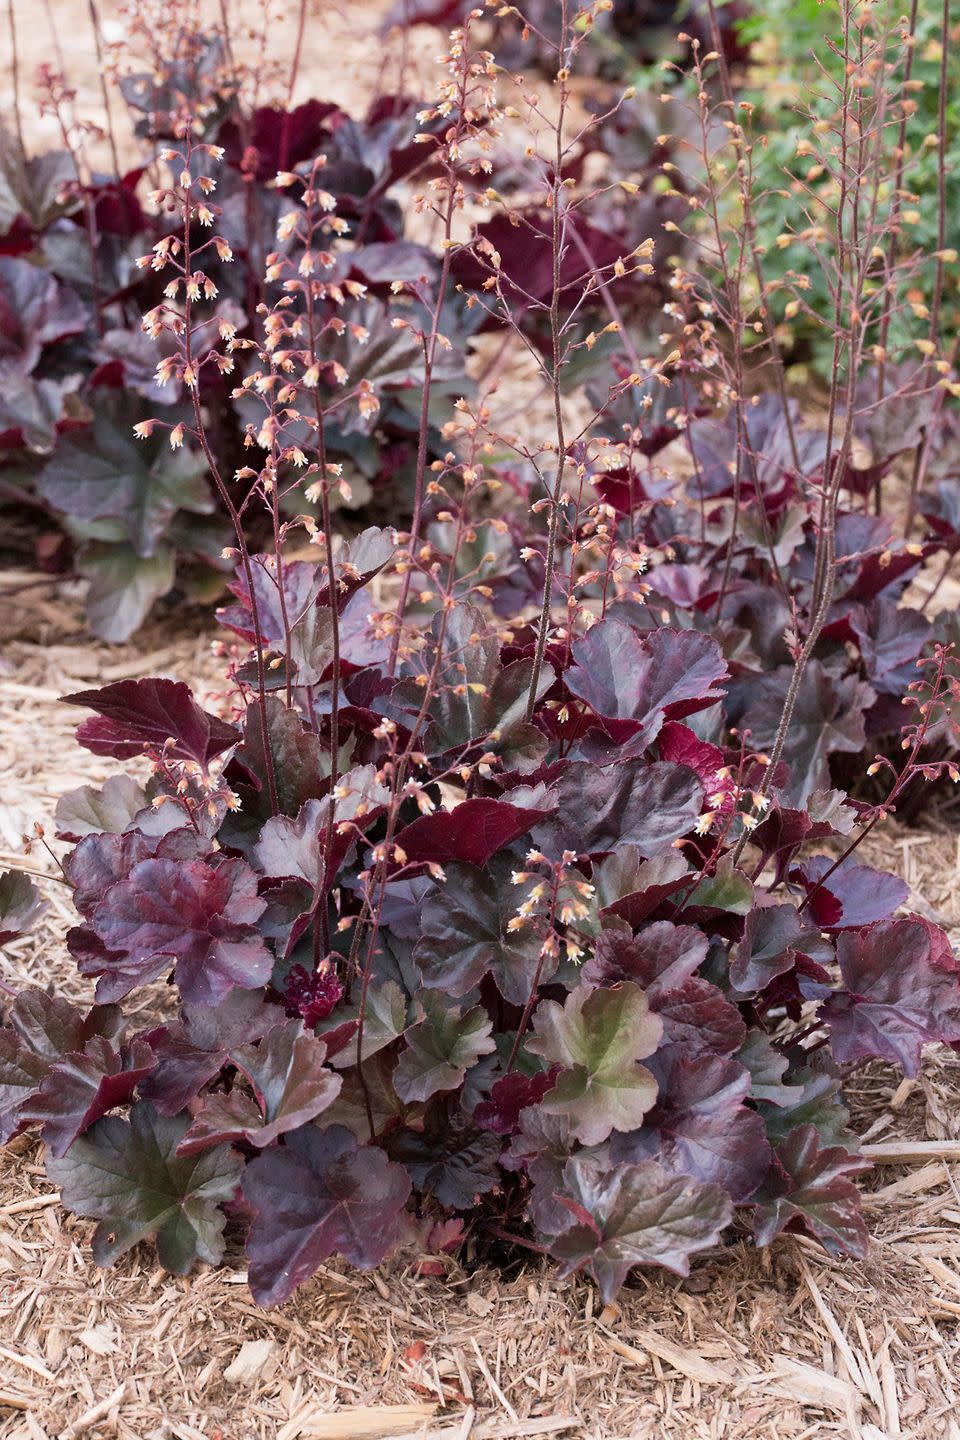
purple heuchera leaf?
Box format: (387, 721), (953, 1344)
(62, 678), (239, 768)
(88, 856), (272, 1005)
(19, 1036), (156, 1157)
(652, 978), (747, 1059)
(532, 759), (703, 860)
(0, 988), (124, 1142)
(254, 766), (390, 892)
(582, 921), (708, 998)
(139, 991), (279, 1114)
(178, 1020), (342, 1153)
(730, 903), (807, 993)
(415, 858), (547, 1007)
(741, 662), (875, 807)
(243, 1124), (412, 1306)
(565, 622), (728, 748)
(610, 1053), (770, 1201)
(753, 1125), (870, 1258)
(386, 1120), (502, 1209)
(820, 916), (960, 1075)
(747, 790), (856, 887)
(790, 857), (909, 930)
(393, 995), (496, 1104)
(546, 1154), (733, 1301)
(474, 1068), (560, 1136)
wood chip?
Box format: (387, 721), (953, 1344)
(278, 1404), (436, 1440)
(222, 1337), (278, 1384)
(860, 1139), (960, 1164)
(600, 1327), (733, 1385)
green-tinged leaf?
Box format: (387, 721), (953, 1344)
(179, 1020), (342, 1152)
(77, 543), (175, 643)
(54, 775), (149, 841)
(0, 870), (46, 945)
(328, 980), (408, 1070)
(547, 1155), (733, 1301)
(394, 995), (496, 1104)
(529, 983), (662, 1145)
(47, 1101), (243, 1273)
(415, 858), (545, 1006)
(757, 1068), (857, 1150)
(735, 1030), (800, 1106)
(681, 861), (754, 916)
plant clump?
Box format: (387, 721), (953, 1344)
(2, 0), (960, 1310)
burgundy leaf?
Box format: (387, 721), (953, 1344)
(179, 1020), (341, 1153)
(652, 978), (747, 1058)
(414, 857), (546, 1007)
(62, 678), (239, 768)
(747, 790), (857, 886)
(283, 963), (343, 1027)
(474, 1068), (560, 1136)
(395, 796), (553, 868)
(582, 921), (708, 998)
(386, 1120), (501, 1208)
(0, 988), (124, 1142)
(243, 1124), (412, 1306)
(254, 766), (390, 892)
(752, 1125), (870, 1258)
(741, 662), (874, 807)
(89, 857), (272, 1005)
(730, 903), (807, 993)
(820, 916), (960, 1075)
(138, 991), (279, 1114)
(20, 1036), (156, 1157)
(610, 1053), (770, 1201)
(565, 622), (728, 748)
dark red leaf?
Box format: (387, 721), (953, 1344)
(19, 1036), (155, 1157)
(89, 857), (272, 1005)
(752, 1125), (870, 1258)
(474, 1068), (560, 1136)
(395, 796), (553, 868)
(791, 857), (909, 930)
(138, 991), (279, 1115)
(243, 1124), (411, 1306)
(62, 678), (239, 768)
(820, 916), (960, 1075)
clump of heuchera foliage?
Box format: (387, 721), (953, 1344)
(2, 0), (960, 1311)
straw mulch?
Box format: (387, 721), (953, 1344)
(1, 579), (959, 1440)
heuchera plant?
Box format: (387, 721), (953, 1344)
(3, 0), (960, 1311)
